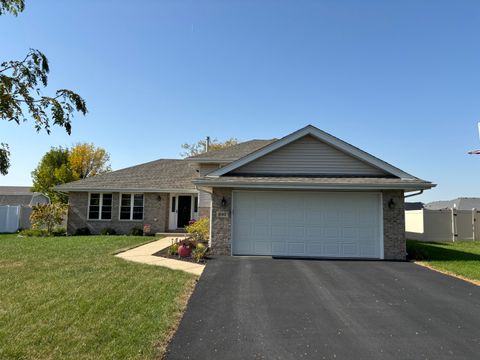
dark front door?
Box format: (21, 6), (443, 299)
(177, 196), (192, 228)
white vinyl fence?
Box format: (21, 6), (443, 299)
(0, 205), (33, 233)
(405, 208), (480, 242)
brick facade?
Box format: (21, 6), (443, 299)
(67, 192), (169, 235)
(209, 189), (407, 259)
(209, 188), (232, 255)
(382, 190), (406, 260)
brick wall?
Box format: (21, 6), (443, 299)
(382, 190), (406, 260)
(67, 192), (169, 235)
(209, 188), (232, 255)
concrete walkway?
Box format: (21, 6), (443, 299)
(115, 236), (205, 276)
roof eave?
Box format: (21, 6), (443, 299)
(192, 180), (436, 191)
(55, 187), (198, 193)
(186, 159), (235, 163)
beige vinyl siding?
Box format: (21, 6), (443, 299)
(199, 163), (221, 176)
(231, 135), (388, 176)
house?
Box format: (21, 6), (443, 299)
(0, 186), (50, 206)
(425, 198), (480, 211)
(56, 125), (434, 260)
(0, 186), (50, 233)
(405, 202), (424, 210)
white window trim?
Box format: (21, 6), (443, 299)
(87, 192), (113, 221)
(119, 193), (144, 221)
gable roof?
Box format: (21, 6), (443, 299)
(56, 159), (197, 192)
(186, 139), (276, 162)
(207, 125), (416, 179)
(425, 198), (480, 210)
(0, 186), (34, 195)
(0, 186), (49, 206)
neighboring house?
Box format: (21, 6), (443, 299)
(57, 125), (434, 260)
(425, 198), (480, 210)
(405, 202), (424, 210)
(0, 186), (50, 233)
(406, 197), (480, 242)
(0, 186), (50, 206)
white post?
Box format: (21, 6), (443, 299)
(452, 207), (458, 242)
(473, 208), (477, 241)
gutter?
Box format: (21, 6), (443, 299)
(404, 190), (424, 198)
(191, 180), (435, 191)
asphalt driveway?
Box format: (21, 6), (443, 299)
(166, 258), (480, 359)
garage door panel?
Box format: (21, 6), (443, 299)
(306, 242), (323, 254)
(287, 242), (305, 255)
(254, 241), (270, 254)
(271, 241), (286, 254)
(342, 243), (358, 257)
(253, 224), (269, 237)
(288, 226), (305, 237)
(271, 208), (288, 223)
(232, 191), (382, 259)
(324, 243), (340, 256)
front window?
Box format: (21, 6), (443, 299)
(120, 193), (144, 220)
(88, 193), (112, 220)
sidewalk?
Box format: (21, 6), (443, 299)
(115, 236), (205, 276)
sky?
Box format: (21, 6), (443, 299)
(1, 0), (479, 203)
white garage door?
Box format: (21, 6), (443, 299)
(232, 191), (383, 259)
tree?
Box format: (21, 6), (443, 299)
(0, 0), (87, 175)
(0, 143), (10, 175)
(181, 137), (239, 157)
(30, 203), (67, 235)
(31, 147), (77, 203)
(69, 143), (111, 179)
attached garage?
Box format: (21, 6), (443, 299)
(232, 191), (383, 259)
(193, 125), (435, 260)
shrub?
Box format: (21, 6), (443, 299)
(129, 226), (143, 236)
(168, 241), (180, 256)
(18, 229), (48, 237)
(192, 243), (208, 262)
(74, 227), (91, 236)
(100, 227), (117, 235)
(179, 237), (197, 249)
(185, 218), (209, 242)
(51, 227), (67, 236)
(30, 203), (67, 235)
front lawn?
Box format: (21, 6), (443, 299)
(0, 234), (195, 360)
(407, 240), (480, 282)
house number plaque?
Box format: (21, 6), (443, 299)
(217, 210), (228, 218)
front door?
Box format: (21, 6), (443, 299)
(177, 196), (192, 228)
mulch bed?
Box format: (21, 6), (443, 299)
(153, 245), (210, 264)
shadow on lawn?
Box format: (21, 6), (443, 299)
(407, 241), (480, 262)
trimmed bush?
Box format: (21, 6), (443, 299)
(129, 226), (143, 236)
(18, 229), (48, 237)
(185, 218), (209, 241)
(192, 243), (208, 262)
(100, 227), (117, 236)
(74, 227), (91, 236)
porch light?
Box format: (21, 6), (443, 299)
(388, 198), (396, 209)
(221, 197), (227, 207)
(157, 195), (162, 202)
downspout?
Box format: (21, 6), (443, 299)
(404, 190), (423, 199)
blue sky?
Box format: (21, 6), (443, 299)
(1, 0), (479, 203)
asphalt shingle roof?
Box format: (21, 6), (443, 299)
(0, 187), (48, 206)
(56, 159), (197, 192)
(186, 140), (276, 161)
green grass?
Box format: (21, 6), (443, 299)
(0, 234), (195, 360)
(407, 240), (480, 282)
